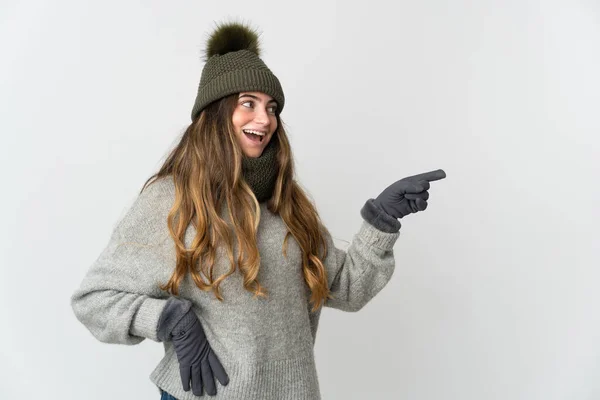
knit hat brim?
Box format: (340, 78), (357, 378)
(191, 56), (285, 121)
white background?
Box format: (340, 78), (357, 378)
(1, 1), (599, 399)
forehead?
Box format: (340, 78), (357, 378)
(238, 92), (275, 103)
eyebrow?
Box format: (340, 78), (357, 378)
(239, 93), (277, 105)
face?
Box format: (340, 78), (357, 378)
(231, 92), (278, 158)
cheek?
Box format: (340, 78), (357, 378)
(231, 109), (249, 129)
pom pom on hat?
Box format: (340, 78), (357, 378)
(204, 21), (261, 60)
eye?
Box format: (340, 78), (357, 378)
(240, 100), (277, 114)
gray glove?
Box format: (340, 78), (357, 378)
(157, 298), (229, 396)
(373, 169), (446, 219)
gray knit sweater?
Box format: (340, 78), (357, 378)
(71, 176), (401, 400)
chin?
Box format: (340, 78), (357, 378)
(244, 149), (263, 158)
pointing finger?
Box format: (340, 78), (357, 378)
(406, 169), (446, 182)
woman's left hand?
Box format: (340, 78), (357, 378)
(373, 169), (447, 219)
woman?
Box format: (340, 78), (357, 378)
(71, 21), (446, 400)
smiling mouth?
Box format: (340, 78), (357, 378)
(243, 129), (265, 142)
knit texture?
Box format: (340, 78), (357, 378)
(71, 177), (401, 399)
(191, 49), (285, 121)
(242, 138), (278, 202)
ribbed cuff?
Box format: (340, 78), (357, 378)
(360, 198), (402, 233)
(356, 220), (401, 251)
(131, 297), (170, 342)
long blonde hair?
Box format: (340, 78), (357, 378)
(142, 94), (332, 312)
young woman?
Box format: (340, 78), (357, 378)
(71, 21), (446, 400)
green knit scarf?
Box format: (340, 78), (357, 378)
(241, 138), (278, 203)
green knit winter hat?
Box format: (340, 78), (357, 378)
(190, 22), (285, 121)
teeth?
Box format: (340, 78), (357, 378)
(243, 129), (266, 136)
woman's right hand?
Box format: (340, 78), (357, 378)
(170, 309), (229, 396)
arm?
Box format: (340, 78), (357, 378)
(323, 168), (447, 312)
(70, 208), (230, 394)
(70, 236), (170, 344)
(70, 180), (184, 344)
(323, 199), (401, 312)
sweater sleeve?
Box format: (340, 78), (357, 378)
(70, 180), (175, 344)
(322, 199), (401, 312)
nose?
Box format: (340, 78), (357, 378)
(254, 107), (269, 125)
